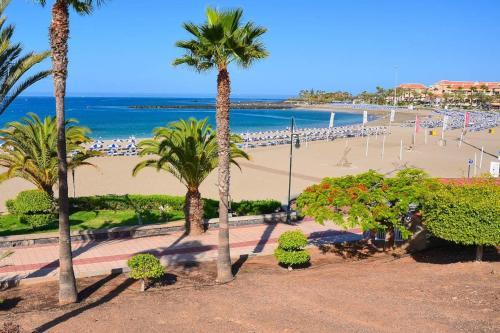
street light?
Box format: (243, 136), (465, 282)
(287, 116), (300, 223)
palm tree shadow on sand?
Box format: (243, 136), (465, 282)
(231, 220), (283, 276)
(33, 274), (135, 333)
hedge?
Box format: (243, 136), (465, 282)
(422, 181), (500, 258)
(5, 199), (16, 215)
(68, 195), (281, 218)
(69, 194), (185, 212)
(232, 200), (281, 216)
(20, 214), (56, 230)
(12, 190), (56, 230)
(14, 190), (53, 215)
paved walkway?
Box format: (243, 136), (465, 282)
(0, 220), (362, 284)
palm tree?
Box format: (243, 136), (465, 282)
(0, 0), (51, 116)
(173, 7), (268, 283)
(132, 118), (249, 235)
(0, 113), (94, 196)
(34, 0), (107, 305)
(69, 150), (100, 197)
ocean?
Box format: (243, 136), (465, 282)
(0, 97), (367, 139)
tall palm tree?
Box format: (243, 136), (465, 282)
(132, 118), (249, 235)
(0, 113), (95, 196)
(173, 7), (268, 282)
(35, 0), (107, 305)
(0, 0), (51, 116)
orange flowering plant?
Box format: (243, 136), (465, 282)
(296, 169), (438, 246)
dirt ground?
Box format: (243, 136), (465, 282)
(0, 245), (499, 333)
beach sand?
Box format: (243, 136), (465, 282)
(1, 126), (498, 213)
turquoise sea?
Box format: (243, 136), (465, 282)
(1, 97), (368, 139)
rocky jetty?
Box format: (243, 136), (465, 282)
(128, 101), (295, 110)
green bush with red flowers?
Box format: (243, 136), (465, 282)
(296, 169), (439, 240)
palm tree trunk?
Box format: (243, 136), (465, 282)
(215, 66), (233, 283)
(50, 0), (77, 305)
(72, 169), (75, 198)
(184, 188), (204, 235)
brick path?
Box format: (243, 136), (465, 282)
(0, 220), (362, 284)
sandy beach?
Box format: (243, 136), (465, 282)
(1, 124), (498, 213)
(294, 103), (436, 125)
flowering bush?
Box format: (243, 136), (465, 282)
(297, 169), (439, 248)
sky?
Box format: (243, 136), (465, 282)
(6, 0), (500, 97)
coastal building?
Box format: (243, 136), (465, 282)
(429, 80), (500, 97)
(397, 83), (428, 103)
(397, 80), (500, 108)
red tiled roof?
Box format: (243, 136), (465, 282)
(399, 83), (427, 89)
(436, 80), (500, 89)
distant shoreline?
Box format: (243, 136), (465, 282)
(128, 101), (295, 110)
(127, 100), (425, 116)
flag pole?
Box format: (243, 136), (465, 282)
(381, 134), (386, 159)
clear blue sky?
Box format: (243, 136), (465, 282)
(7, 0), (500, 97)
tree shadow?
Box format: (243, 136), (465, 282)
(34, 277), (135, 333)
(411, 243), (500, 264)
(153, 272), (178, 287)
(143, 240), (207, 270)
(229, 220), (282, 277)
(308, 229), (364, 247)
(252, 222), (278, 254)
(231, 254), (249, 276)
(317, 240), (381, 260)
(77, 273), (120, 302)
(0, 296), (22, 311)
(26, 240), (109, 279)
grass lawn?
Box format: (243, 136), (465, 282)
(0, 209), (184, 237)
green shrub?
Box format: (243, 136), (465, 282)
(232, 199), (281, 216)
(68, 194), (281, 219)
(70, 194), (185, 212)
(5, 199), (17, 215)
(12, 190), (55, 230)
(274, 230), (310, 268)
(19, 213), (56, 230)
(203, 198), (219, 219)
(422, 181), (500, 261)
(127, 254), (164, 291)
(14, 190), (53, 215)
(277, 230), (308, 250)
(274, 247), (311, 267)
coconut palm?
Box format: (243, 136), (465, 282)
(0, 0), (51, 116)
(0, 113), (95, 196)
(173, 7), (268, 282)
(34, 0), (107, 305)
(133, 118), (249, 235)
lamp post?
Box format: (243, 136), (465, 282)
(287, 116), (301, 223)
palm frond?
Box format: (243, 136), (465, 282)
(173, 7), (268, 70)
(0, 2), (50, 115)
(133, 118), (249, 190)
(0, 113), (94, 195)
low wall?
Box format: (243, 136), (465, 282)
(0, 212), (294, 248)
